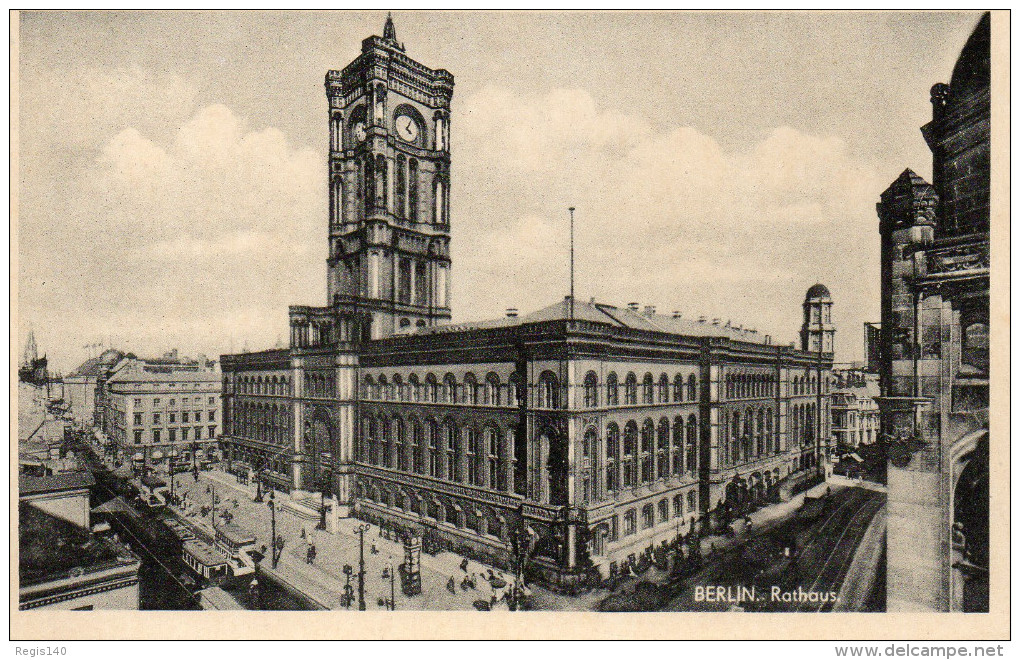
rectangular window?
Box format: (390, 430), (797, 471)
(209, 396), (215, 405)
(134, 398), (142, 407)
(182, 411), (189, 423)
(169, 428), (177, 443)
(195, 426), (202, 440)
(133, 413), (143, 426)
(154, 398), (161, 406)
(209, 410), (216, 422)
(181, 428), (189, 442)
(169, 413), (176, 424)
(153, 429), (161, 444)
(209, 425), (216, 438)
(194, 411), (201, 422)
(134, 430), (143, 445)
(153, 413), (161, 425)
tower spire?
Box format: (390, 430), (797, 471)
(383, 12), (398, 43)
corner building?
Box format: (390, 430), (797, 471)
(219, 18), (833, 584)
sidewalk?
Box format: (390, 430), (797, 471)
(168, 469), (516, 611)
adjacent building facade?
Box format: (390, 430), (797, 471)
(830, 368), (880, 449)
(94, 354), (222, 466)
(219, 18), (834, 583)
(876, 13), (990, 612)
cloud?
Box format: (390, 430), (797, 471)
(19, 75), (325, 371)
(452, 86), (883, 352)
(20, 72), (884, 373)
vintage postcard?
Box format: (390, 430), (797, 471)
(10, 9), (1009, 641)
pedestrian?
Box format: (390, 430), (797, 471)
(371, 542), (378, 554)
(460, 558), (469, 572)
(307, 544), (317, 564)
(300, 527), (306, 540)
(447, 576), (456, 594)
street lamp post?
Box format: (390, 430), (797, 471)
(254, 456), (264, 503)
(355, 523), (370, 610)
(267, 491), (279, 569)
(389, 559), (396, 611)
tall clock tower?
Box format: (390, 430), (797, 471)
(325, 15), (454, 339)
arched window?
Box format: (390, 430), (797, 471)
(364, 375), (375, 399)
(605, 423), (620, 492)
(756, 409), (765, 456)
(485, 427), (501, 490)
(484, 373), (500, 406)
(674, 374), (684, 402)
(508, 372), (521, 407)
(443, 373), (457, 403)
(380, 416), (392, 468)
(673, 493), (684, 518)
(443, 423), (458, 481)
(641, 504), (655, 529)
(687, 374), (698, 401)
(465, 427), (480, 486)
(623, 421), (637, 488)
(393, 374), (404, 401)
(672, 417), (684, 475)
(378, 375), (389, 401)
(464, 373), (478, 405)
(686, 415), (698, 476)
(408, 158), (419, 222)
(606, 372), (619, 406)
(394, 416), (407, 471)
(426, 373), (438, 403)
(766, 408), (775, 454)
(656, 418), (669, 479)
(624, 373), (637, 405)
(409, 374), (421, 402)
(395, 154), (406, 218)
(538, 371), (559, 409)
(427, 420), (440, 478)
(642, 373), (654, 404)
(658, 374), (669, 403)
(411, 420), (423, 473)
(731, 412), (741, 464)
(330, 112), (342, 152)
(640, 419), (654, 483)
(583, 372), (598, 408)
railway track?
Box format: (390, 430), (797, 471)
(794, 492), (884, 613)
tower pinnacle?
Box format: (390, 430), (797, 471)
(383, 12), (398, 44)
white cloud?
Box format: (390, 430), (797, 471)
(19, 75), (325, 371)
(453, 86), (884, 353)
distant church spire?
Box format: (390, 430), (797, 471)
(383, 12), (398, 43)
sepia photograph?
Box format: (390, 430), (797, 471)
(11, 8), (1005, 641)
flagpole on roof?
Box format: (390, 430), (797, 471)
(569, 206), (575, 322)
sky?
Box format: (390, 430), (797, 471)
(16, 10), (984, 374)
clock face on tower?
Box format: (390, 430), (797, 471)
(394, 114), (419, 143)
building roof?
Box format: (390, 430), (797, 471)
(19, 502), (133, 587)
(805, 283), (831, 300)
(417, 297), (775, 345)
(19, 471), (95, 496)
(107, 366), (221, 384)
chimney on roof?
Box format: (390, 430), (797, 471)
(628, 302), (639, 311)
(765, 335), (772, 345)
(644, 305), (656, 316)
(506, 308), (518, 318)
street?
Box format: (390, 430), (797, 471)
(662, 486), (886, 612)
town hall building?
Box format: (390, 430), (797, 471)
(219, 17), (834, 583)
